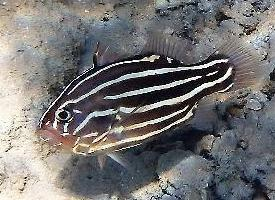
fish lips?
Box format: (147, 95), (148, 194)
(36, 125), (76, 149)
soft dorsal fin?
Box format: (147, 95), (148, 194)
(142, 32), (194, 64)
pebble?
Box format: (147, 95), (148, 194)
(157, 150), (213, 194)
(246, 98), (262, 111)
(155, 0), (185, 10)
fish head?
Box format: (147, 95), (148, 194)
(36, 86), (117, 154)
(36, 102), (83, 151)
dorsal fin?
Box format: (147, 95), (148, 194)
(142, 32), (194, 64)
(213, 37), (268, 91)
(190, 38), (269, 128)
(95, 42), (124, 66)
(78, 36), (126, 74)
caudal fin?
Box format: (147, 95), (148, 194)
(213, 38), (268, 91)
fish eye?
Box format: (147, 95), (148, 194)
(56, 109), (72, 122)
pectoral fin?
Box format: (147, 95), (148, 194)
(97, 155), (107, 170)
(107, 152), (132, 170)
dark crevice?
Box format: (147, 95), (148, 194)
(252, 179), (270, 200)
(262, 70), (275, 100)
(270, 69), (275, 81)
(240, 22), (259, 35)
(251, 0), (271, 12)
(200, 149), (215, 161)
(215, 11), (232, 26)
(208, 183), (224, 200)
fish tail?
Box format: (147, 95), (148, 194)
(213, 38), (268, 91)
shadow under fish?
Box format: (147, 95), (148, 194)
(36, 33), (267, 170)
(56, 128), (209, 198)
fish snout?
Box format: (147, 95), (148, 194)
(36, 127), (63, 146)
(36, 125), (78, 150)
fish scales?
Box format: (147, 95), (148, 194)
(62, 56), (228, 106)
(37, 35), (265, 157)
(39, 54), (232, 152)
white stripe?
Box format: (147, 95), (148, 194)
(74, 137), (81, 146)
(63, 123), (69, 133)
(92, 131), (109, 144)
(145, 55), (161, 62)
(118, 107), (137, 114)
(72, 143), (90, 155)
(167, 57), (173, 63)
(89, 104), (197, 153)
(83, 132), (99, 138)
(68, 55), (161, 95)
(73, 109), (82, 114)
(124, 105), (189, 131)
(119, 67), (233, 114)
(104, 76), (202, 100)
(217, 83), (234, 93)
(61, 132), (70, 136)
(39, 55), (161, 127)
(61, 59), (228, 108)
(52, 119), (58, 129)
(73, 109), (117, 135)
(206, 71), (218, 76)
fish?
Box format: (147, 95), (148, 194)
(36, 34), (265, 166)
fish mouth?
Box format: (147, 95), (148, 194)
(36, 126), (76, 149)
(36, 127), (63, 147)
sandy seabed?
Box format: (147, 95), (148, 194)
(0, 0), (275, 199)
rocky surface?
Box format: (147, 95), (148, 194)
(0, 0), (275, 199)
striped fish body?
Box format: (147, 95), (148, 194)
(37, 35), (263, 156)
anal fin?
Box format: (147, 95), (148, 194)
(189, 93), (229, 131)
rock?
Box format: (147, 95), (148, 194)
(215, 179), (254, 200)
(211, 130), (238, 159)
(251, 0), (271, 12)
(1, 0), (275, 199)
(262, 172), (275, 191)
(157, 150), (213, 199)
(246, 98), (262, 111)
(155, 0), (186, 11)
(268, 192), (275, 200)
(245, 92), (268, 111)
(195, 134), (216, 155)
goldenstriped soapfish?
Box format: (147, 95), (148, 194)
(37, 34), (264, 161)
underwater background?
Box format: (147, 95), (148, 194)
(0, 0), (275, 199)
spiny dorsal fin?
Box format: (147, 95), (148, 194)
(142, 32), (194, 64)
(78, 36), (127, 74)
(213, 37), (268, 91)
(95, 42), (125, 67)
